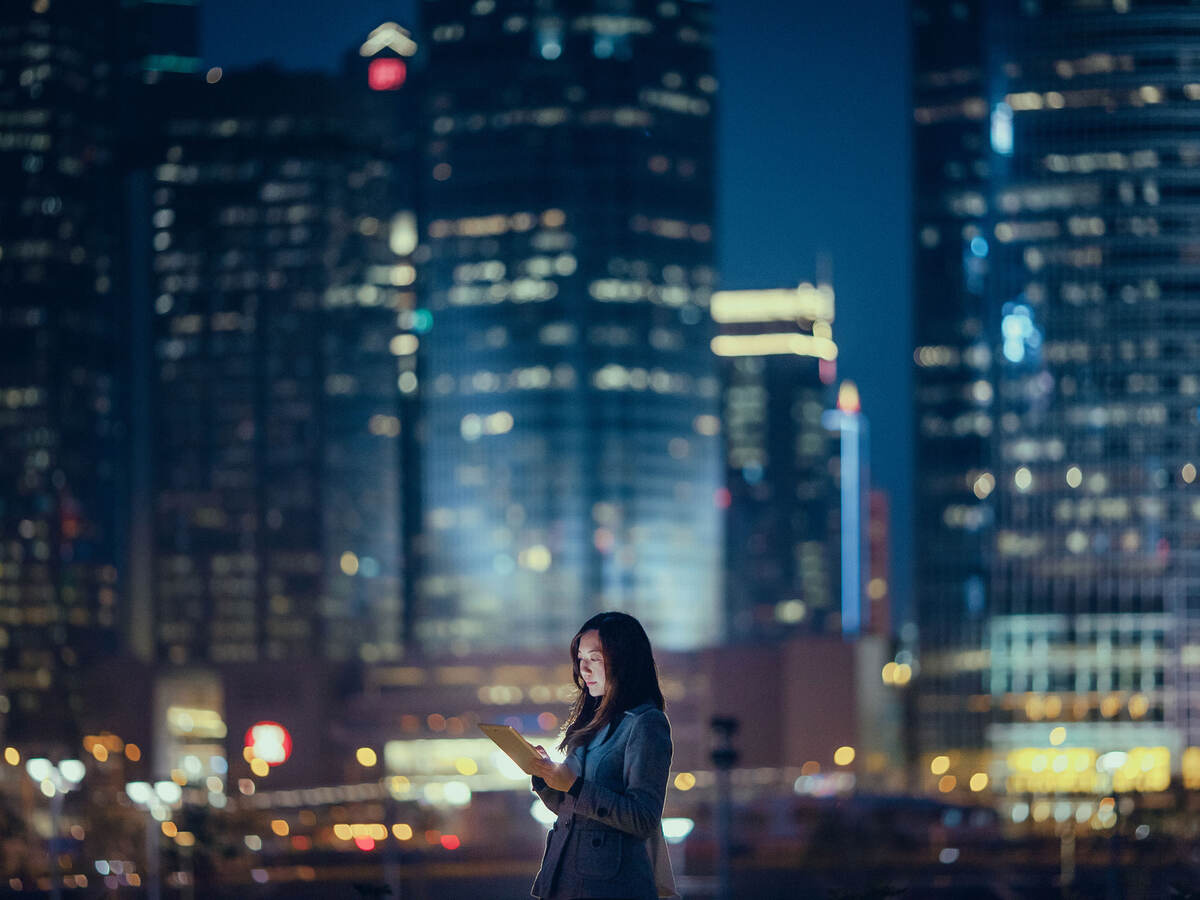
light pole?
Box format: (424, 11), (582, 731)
(710, 717), (739, 900)
(24, 758), (85, 900)
(125, 780), (184, 900)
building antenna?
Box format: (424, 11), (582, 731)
(816, 251), (833, 290)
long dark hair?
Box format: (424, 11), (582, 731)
(558, 611), (666, 753)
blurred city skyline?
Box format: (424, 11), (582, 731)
(0, 2), (911, 892)
(199, 0), (916, 623)
(25, 0), (1200, 895)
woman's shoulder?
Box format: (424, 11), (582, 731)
(624, 703), (670, 731)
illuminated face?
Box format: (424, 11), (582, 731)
(577, 630), (606, 697)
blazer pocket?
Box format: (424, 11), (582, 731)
(577, 829), (621, 879)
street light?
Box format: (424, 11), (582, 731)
(23, 758), (85, 900)
(710, 717), (740, 900)
(125, 780), (184, 900)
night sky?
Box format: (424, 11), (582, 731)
(202, 0), (913, 624)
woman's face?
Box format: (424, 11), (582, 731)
(577, 629), (606, 697)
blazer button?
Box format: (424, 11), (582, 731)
(592, 837), (602, 847)
(597, 807), (609, 817)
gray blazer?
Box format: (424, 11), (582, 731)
(531, 703), (677, 899)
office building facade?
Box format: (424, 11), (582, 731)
(415, 0), (722, 651)
(141, 69), (417, 666)
(118, 0), (201, 85)
(915, 0), (1200, 789)
(0, 0), (122, 744)
(912, 0), (995, 755)
(711, 285), (842, 639)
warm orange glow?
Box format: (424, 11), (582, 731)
(836, 381), (861, 414)
(1129, 693), (1150, 719)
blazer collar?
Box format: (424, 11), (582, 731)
(588, 720), (612, 750)
(575, 703), (659, 764)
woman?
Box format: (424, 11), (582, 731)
(526, 611), (677, 900)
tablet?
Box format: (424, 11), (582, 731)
(479, 723), (543, 773)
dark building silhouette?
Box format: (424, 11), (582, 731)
(119, 0), (201, 85)
(414, 0), (722, 651)
(0, 0), (123, 745)
(135, 66), (418, 667)
(868, 488), (893, 637)
(912, 0), (995, 757)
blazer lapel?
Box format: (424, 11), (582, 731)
(578, 721), (612, 776)
(567, 742), (586, 777)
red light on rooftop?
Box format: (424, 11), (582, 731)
(440, 834), (461, 850)
(369, 58), (407, 91)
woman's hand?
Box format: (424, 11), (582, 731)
(528, 745), (578, 793)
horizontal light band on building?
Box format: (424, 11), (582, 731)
(711, 333), (838, 361)
(710, 287), (834, 324)
(1005, 746), (1169, 794)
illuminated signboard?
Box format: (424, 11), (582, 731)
(244, 721), (292, 766)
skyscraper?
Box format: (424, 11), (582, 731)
(711, 284), (841, 639)
(868, 489), (893, 637)
(0, 0), (122, 744)
(912, 0), (994, 756)
(823, 381), (872, 638)
(915, 0), (1200, 787)
(140, 66), (418, 666)
(118, 0), (201, 85)
(415, 0), (722, 651)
